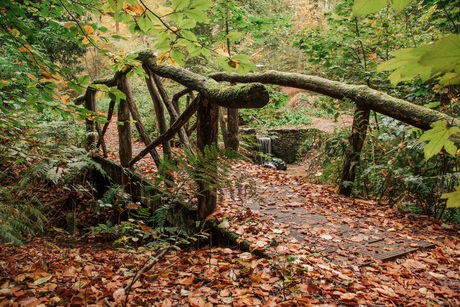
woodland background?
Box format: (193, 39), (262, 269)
(0, 0), (459, 306)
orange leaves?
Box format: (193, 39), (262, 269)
(123, 1), (145, 15)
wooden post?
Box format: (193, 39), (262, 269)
(144, 68), (172, 158)
(117, 75), (132, 186)
(196, 96), (219, 221)
(339, 106), (370, 196)
(227, 108), (239, 151)
(84, 90), (96, 149)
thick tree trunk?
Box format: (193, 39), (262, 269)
(117, 75), (132, 185)
(84, 90), (97, 149)
(196, 96), (219, 221)
(339, 106), (371, 196)
(209, 71), (460, 130)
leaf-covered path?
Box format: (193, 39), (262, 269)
(1, 123), (460, 306)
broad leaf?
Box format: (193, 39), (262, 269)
(183, 9), (208, 23)
(441, 185), (460, 208)
(172, 0), (190, 11)
(390, 0), (414, 12)
(190, 0), (212, 10)
(419, 120), (459, 160)
(419, 34), (460, 78)
(352, 0), (387, 17)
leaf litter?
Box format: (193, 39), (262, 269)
(1, 126), (459, 306)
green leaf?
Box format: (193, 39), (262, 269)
(183, 9), (209, 22)
(190, 0), (212, 10)
(390, 0), (414, 12)
(377, 47), (431, 86)
(181, 29), (197, 41)
(137, 14), (153, 33)
(177, 18), (197, 29)
(171, 49), (186, 66)
(352, 0), (387, 16)
(419, 34), (460, 78)
(172, 0), (190, 11)
(441, 186), (460, 208)
(419, 120), (460, 160)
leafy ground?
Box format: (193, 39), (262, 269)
(1, 158), (460, 306)
(1, 92), (459, 306)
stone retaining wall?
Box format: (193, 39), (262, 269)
(241, 127), (323, 164)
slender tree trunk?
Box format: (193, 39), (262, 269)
(144, 69), (172, 158)
(97, 100), (115, 157)
(219, 107), (240, 151)
(84, 90), (97, 150)
(196, 96), (219, 221)
(120, 76), (162, 168)
(339, 106), (370, 196)
(129, 98), (199, 167)
(227, 108), (239, 151)
(117, 75), (132, 186)
(152, 73), (194, 153)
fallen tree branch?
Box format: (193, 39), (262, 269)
(209, 71), (460, 130)
(123, 247), (171, 294)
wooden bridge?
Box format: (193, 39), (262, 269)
(76, 49), (459, 223)
(76, 50), (269, 221)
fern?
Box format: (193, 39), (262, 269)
(0, 186), (47, 246)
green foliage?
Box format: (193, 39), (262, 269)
(378, 34), (460, 86)
(0, 186), (47, 246)
(352, 0), (414, 16)
(419, 121), (459, 160)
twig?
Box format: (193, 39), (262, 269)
(123, 247), (171, 293)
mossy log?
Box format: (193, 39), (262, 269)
(210, 71), (460, 130)
(136, 51), (269, 109)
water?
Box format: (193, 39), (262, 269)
(257, 137), (271, 155)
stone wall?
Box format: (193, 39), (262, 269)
(269, 128), (313, 164)
(241, 127), (323, 164)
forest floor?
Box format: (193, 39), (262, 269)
(1, 91), (460, 306)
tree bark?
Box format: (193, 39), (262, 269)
(219, 107), (240, 151)
(339, 106), (371, 196)
(84, 90), (97, 149)
(144, 67), (172, 158)
(117, 75), (132, 186)
(120, 75), (162, 168)
(209, 71), (460, 130)
(227, 108), (239, 151)
(152, 73), (193, 153)
(196, 96), (219, 221)
(136, 51), (269, 109)
(129, 98), (199, 167)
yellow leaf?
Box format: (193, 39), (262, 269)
(63, 22), (74, 28)
(81, 37), (90, 45)
(10, 28), (20, 37)
(27, 73), (37, 81)
(84, 25), (94, 35)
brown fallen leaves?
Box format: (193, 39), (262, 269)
(3, 127), (458, 305)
